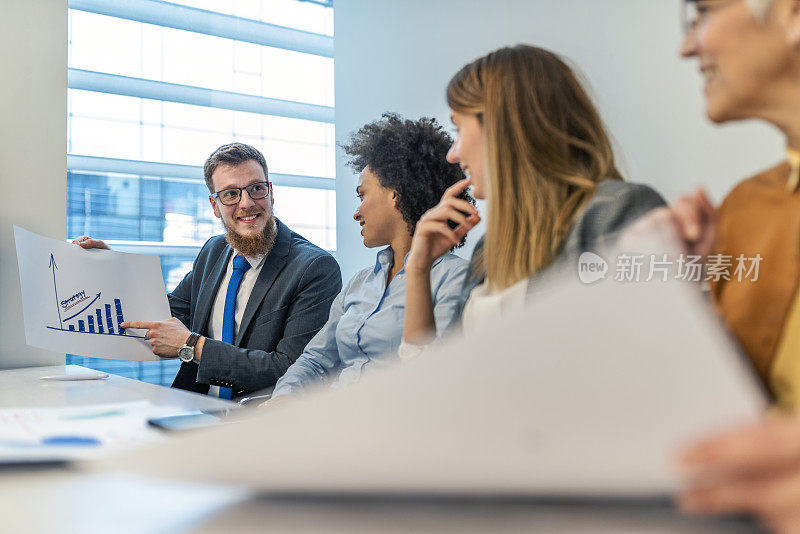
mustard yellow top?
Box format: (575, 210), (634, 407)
(769, 148), (800, 411)
(771, 291), (800, 411)
(787, 147), (800, 192)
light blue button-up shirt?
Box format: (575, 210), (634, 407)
(272, 248), (468, 398)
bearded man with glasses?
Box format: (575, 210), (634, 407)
(74, 143), (342, 399)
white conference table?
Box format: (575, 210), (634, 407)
(0, 365), (763, 534)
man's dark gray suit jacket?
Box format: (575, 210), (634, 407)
(170, 218), (342, 397)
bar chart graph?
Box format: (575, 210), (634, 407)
(46, 253), (144, 339)
(48, 297), (143, 339)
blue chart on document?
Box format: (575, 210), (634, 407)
(45, 253), (145, 340)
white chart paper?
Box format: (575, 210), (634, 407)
(14, 226), (170, 361)
(95, 242), (767, 497)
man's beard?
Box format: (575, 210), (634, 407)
(223, 214), (277, 257)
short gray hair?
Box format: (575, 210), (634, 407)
(746, 0), (775, 21)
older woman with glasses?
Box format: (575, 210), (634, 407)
(676, 0), (800, 410)
(639, 0), (800, 531)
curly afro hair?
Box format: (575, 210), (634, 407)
(342, 113), (475, 246)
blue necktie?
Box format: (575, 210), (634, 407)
(220, 255), (250, 400)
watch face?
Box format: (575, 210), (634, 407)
(178, 347), (193, 362)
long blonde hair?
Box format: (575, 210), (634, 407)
(447, 45), (622, 290)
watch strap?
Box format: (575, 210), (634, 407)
(185, 332), (200, 348)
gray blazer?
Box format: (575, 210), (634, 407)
(452, 179), (666, 323)
(170, 218), (342, 397)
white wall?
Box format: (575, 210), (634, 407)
(333, 0), (784, 280)
(0, 0), (67, 368)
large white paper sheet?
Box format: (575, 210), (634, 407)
(94, 244), (767, 498)
(14, 226), (170, 361)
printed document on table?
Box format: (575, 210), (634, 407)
(14, 226), (170, 361)
(0, 401), (179, 463)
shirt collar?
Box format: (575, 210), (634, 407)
(373, 247), (394, 274)
(232, 250), (266, 270)
(372, 247), (447, 274)
(788, 147), (800, 193)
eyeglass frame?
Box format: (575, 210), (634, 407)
(211, 181), (272, 206)
(681, 0), (740, 36)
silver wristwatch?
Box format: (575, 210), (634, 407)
(178, 332), (201, 363)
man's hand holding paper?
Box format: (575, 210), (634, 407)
(72, 235), (110, 251)
(71, 235), (196, 361)
(121, 318), (205, 361)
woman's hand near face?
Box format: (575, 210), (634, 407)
(405, 178), (480, 274)
(403, 178), (479, 346)
(678, 415), (800, 534)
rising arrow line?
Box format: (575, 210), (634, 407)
(50, 253), (62, 329)
(63, 292), (102, 323)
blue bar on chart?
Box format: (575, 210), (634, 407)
(87, 315), (95, 333)
(78, 320), (85, 332)
(96, 309), (104, 334)
(105, 304), (114, 335)
(68, 324), (75, 331)
(115, 299), (125, 335)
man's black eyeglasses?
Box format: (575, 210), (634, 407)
(212, 181), (271, 205)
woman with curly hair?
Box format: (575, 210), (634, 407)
(402, 45), (666, 353)
(269, 113), (474, 400)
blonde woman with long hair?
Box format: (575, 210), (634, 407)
(402, 45), (665, 351)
